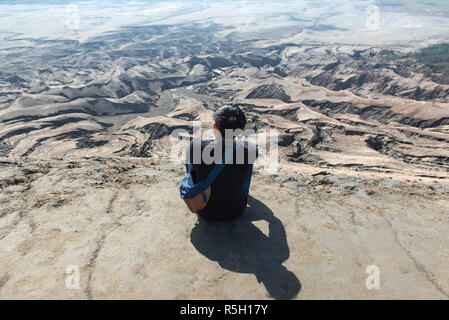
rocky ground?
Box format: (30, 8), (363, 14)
(1, 0), (449, 300)
(0, 157), (448, 299)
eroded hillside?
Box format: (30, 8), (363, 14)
(1, 26), (449, 181)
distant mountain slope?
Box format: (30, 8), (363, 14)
(0, 22), (449, 179)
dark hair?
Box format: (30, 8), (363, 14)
(214, 105), (246, 139)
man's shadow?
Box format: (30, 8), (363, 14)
(190, 196), (301, 300)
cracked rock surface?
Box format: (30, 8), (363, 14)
(0, 158), (448, 299)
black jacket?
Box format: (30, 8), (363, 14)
(186, 139), (257, 221)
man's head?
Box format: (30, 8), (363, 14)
(213, 105), (246, 139)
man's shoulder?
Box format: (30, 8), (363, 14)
(189, 139), (257, 152)
(187, 139), (258, 165)
(186, 139), (213, 164)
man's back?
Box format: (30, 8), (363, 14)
(186, 139), (257, 221)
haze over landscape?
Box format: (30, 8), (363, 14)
(1, 0), (449, 300)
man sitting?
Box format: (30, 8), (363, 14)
(186, 105), (257, 222)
